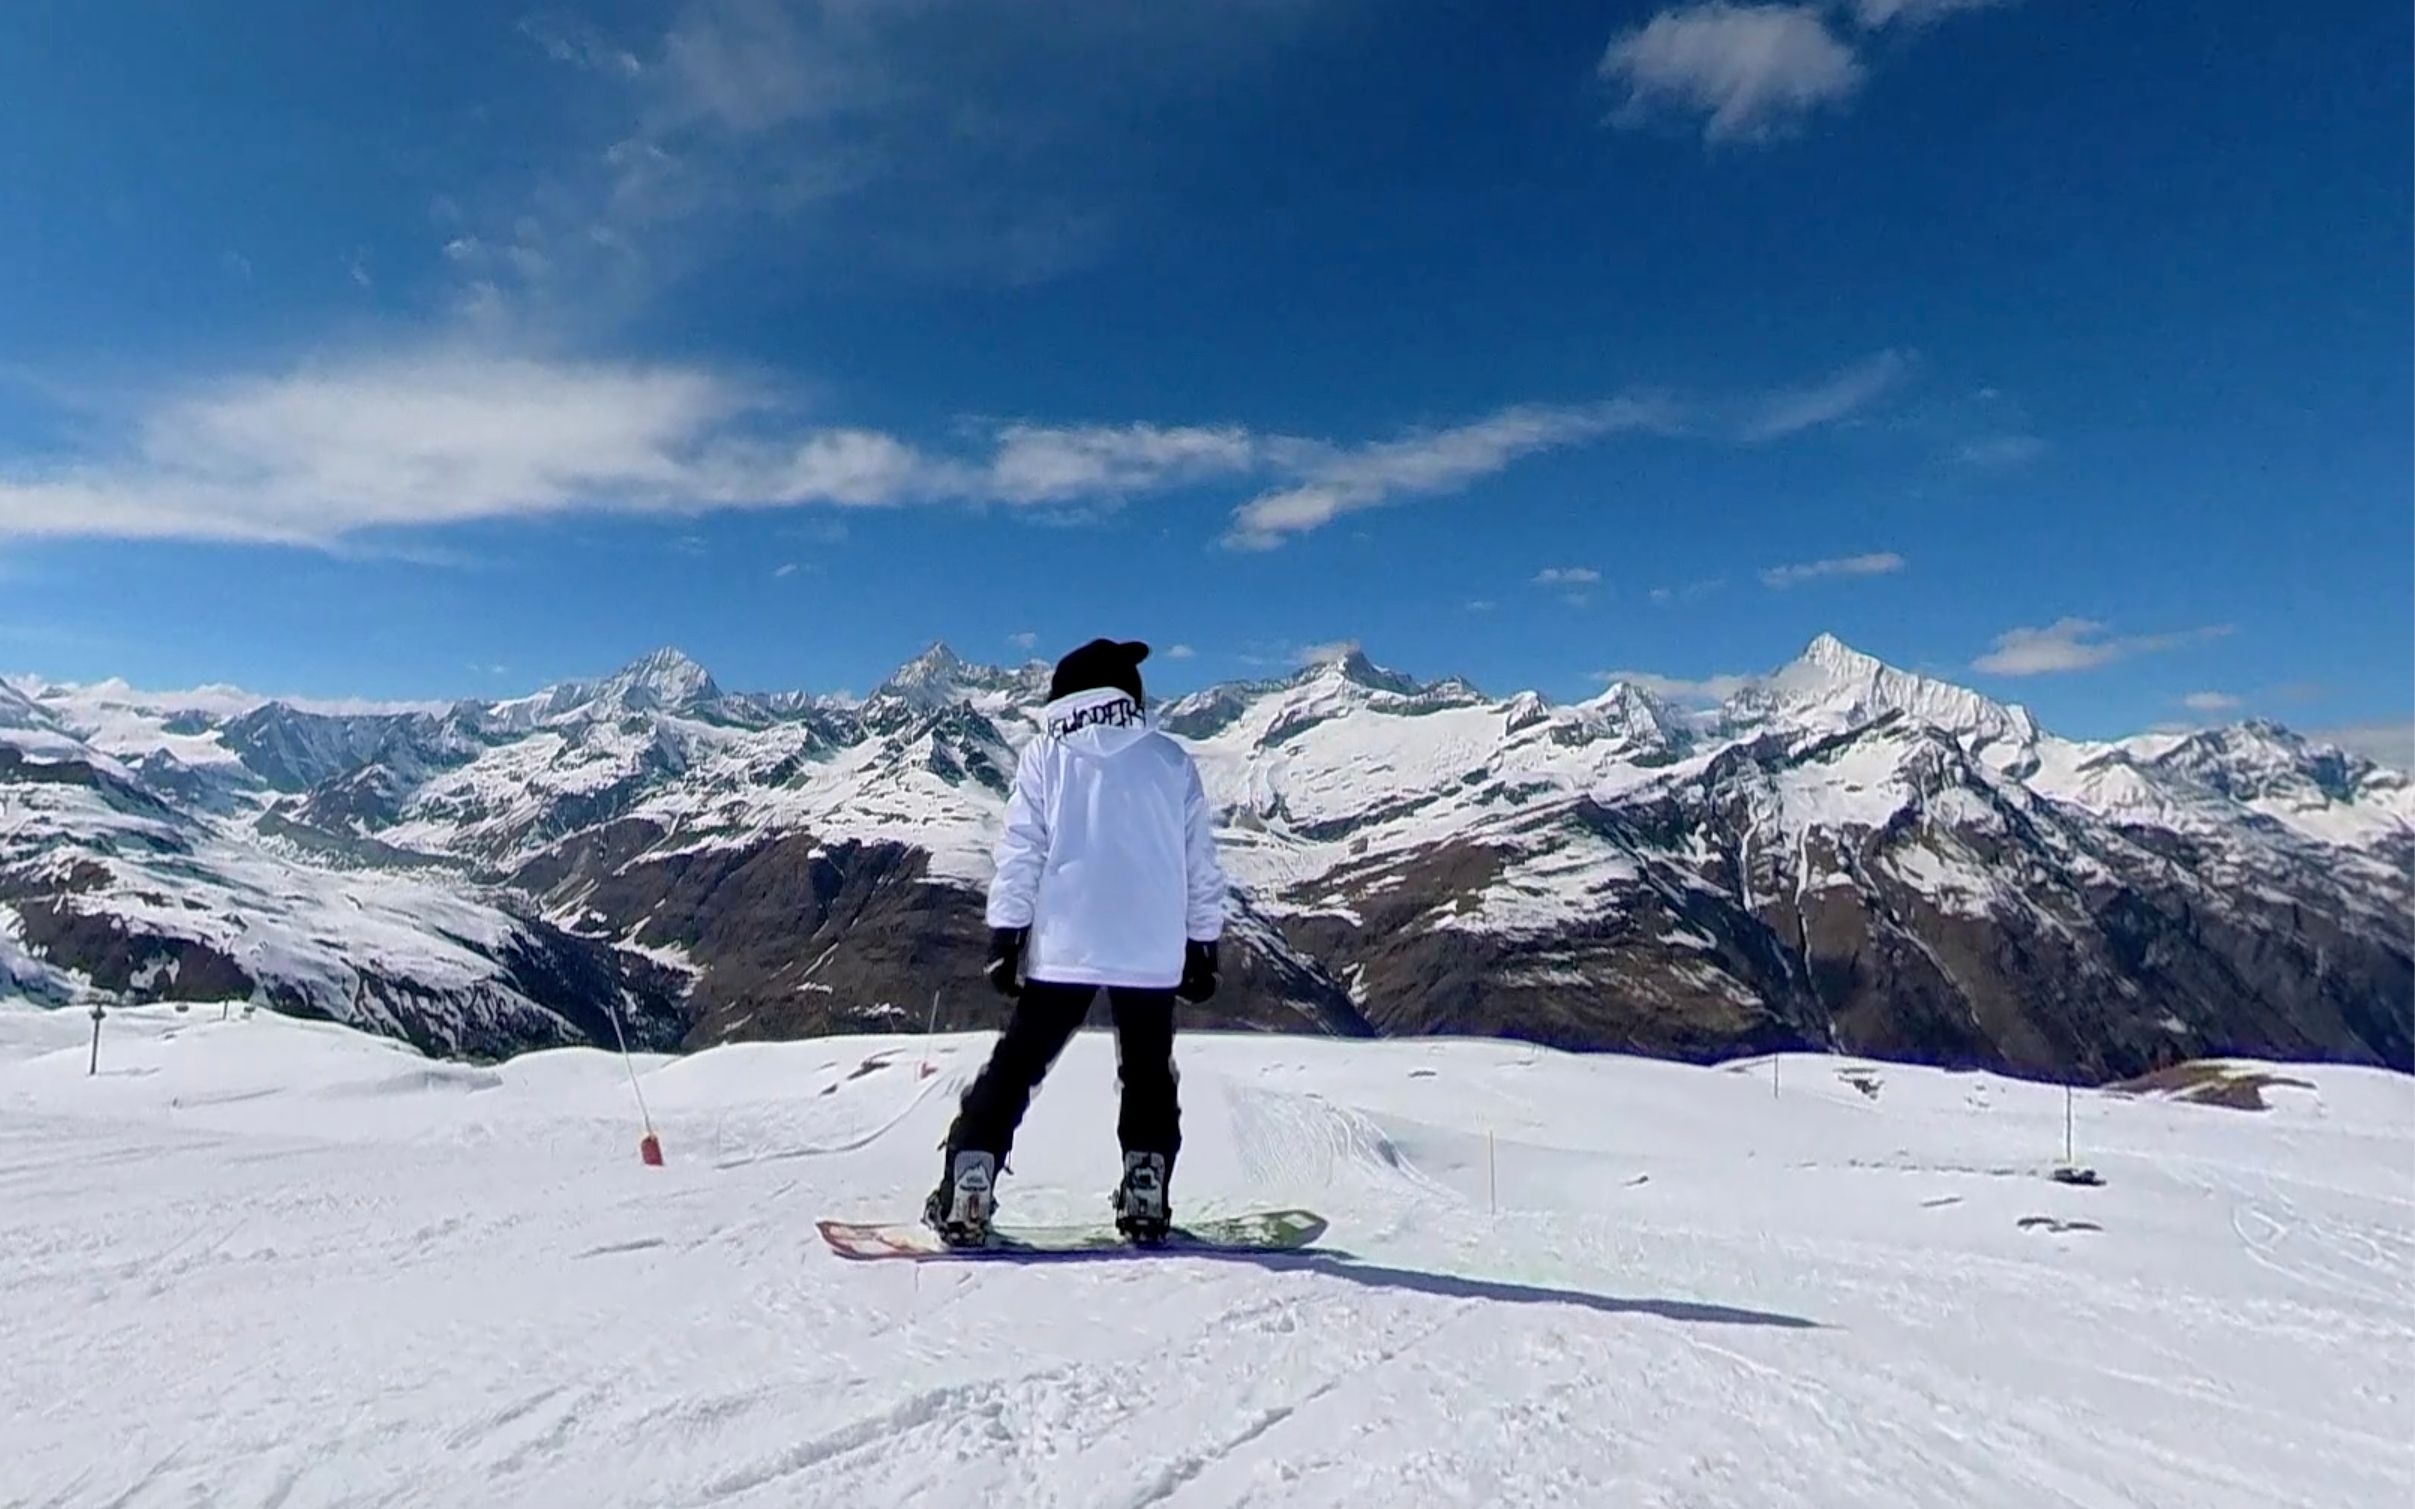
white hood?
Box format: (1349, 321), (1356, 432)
(987, 688), (1227, 990)
(1040, 688), (1157, 758)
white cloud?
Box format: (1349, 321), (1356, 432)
(1853, 0), (2006, 27)
(0, 353), (775, 544)
(1007, 631), (1039, 650)
(773, 561), (800, 577)
(2180, 691), (2242, 713)
(0, 354), (1252, 545)
(1223, 398), (1672, 550)
(1601, 4), (1865, 143)
(1166, 643), (1197, 660)
(1742, 349), (1909, 441)
(1533, 567), (1602, 587)
(1465, 599), (1498, 613)
(1955, 434), (2045, 468)
(0, 349), (1911, 548)
(1649, 576), (1727, 606)
(1295, 639), (1362, 667)
(1601, 0), (2010, 146)
(2311, 721), (2415, 771)
(519, 13), (644, 77)
(985, 423), (1256, 505)
(479, 1), (1342, 322)
(1973, 618), (2234, 677)
(1597, 668), (1755, 702)
(1759, 550), (1905, 588)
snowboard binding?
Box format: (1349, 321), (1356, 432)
(923, 1149), (997, 1249)
(1112, 1151), (1172, 1246)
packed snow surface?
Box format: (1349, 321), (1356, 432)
(3, 1002), (2409, 1508)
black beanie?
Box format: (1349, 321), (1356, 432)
(1048, 638), (1150, 705)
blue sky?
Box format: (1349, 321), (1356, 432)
(0, 0), (2406, 749)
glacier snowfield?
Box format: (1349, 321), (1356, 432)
(3, 1002), (2408, 1508)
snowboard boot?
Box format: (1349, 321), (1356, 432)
(923, 1149), (997, 1248)
(1111, 1151), (1172, 1246)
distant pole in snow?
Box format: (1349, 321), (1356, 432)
(2064, 1084), (2075, 1166)
(1772, 1052), (1781, 1100)
(1486, 1130), (1497, 1216)
(87, 1000), (104, 1077)
(919, 989), (942, 1079)
(602, 992), (663, 1167)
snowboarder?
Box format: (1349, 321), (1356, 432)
(925, 638), (1227, 1247)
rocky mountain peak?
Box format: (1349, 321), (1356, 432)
(874, 642), (1040, 712)
(597, 648), (721, 711)
(1297, 648), (1424, 697)
(1758, 634), (2039, 763)
(888, 642), (968, 689)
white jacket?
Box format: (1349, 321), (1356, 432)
(987, 688), (1228, 990)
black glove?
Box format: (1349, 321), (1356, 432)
(984, 927), (1027, 999)
(1176, 939), (1219, 1004)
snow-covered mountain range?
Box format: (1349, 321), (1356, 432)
(3, 637), (2407, 1077)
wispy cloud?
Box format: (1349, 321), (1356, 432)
(1601, 4), (1864, 143)
(2311, 721), (2415, 770)
(1852, 0), (2007, 27)
(1973, 618), (2234, 677)
(2180, 690), (2242, 713)
(773, 561), (800, 578)
(1533, 567), (1602, 587)
(1296, 638), (1363, 667)
(1742, 349), (1909, 441)
(1223, 398), (1673, 551)
(1601, 1), (2009, 145)
(986, 423), (1256, 505)
(1165, 643), (1197, 660)
(1597, 668), (1755, 702)
(0, 349), (1911, 548)
(519, 12), (644, 77)
(0, 354), (1238, 544)
(1955, 433), (2045, 468)
(1465, 599), (1498, 613)
(1649, 576), (1726, 606)
(1007, 630), (1039, 651)
(1759, 550), (1904, 588)
(466, 1), (1341, 326)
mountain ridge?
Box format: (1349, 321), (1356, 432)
(3, 637), (2406, 1077)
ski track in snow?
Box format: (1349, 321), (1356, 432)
(1, 1006), (2410, 1508)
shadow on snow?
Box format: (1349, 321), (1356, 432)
(920, 1245), (1821, 1330)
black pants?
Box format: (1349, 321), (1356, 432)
(947, 981), (1180, 1167)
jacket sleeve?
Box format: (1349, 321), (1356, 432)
(987, 741), (1050, 930)
(1181, 758), (1228, 942)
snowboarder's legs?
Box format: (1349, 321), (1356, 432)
(1108, 987), (1180, 1241)
(927, 982), (1093, 1244)
(943, 980), (1095, 1163)
(1107, 987), (1181, 1164)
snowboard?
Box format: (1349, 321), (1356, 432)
(818, 1207), (1328, 1261)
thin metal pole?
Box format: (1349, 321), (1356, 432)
(2064, 1084), (2074, 1165)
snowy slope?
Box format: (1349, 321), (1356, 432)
(2, 1000), (2408, 1508)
